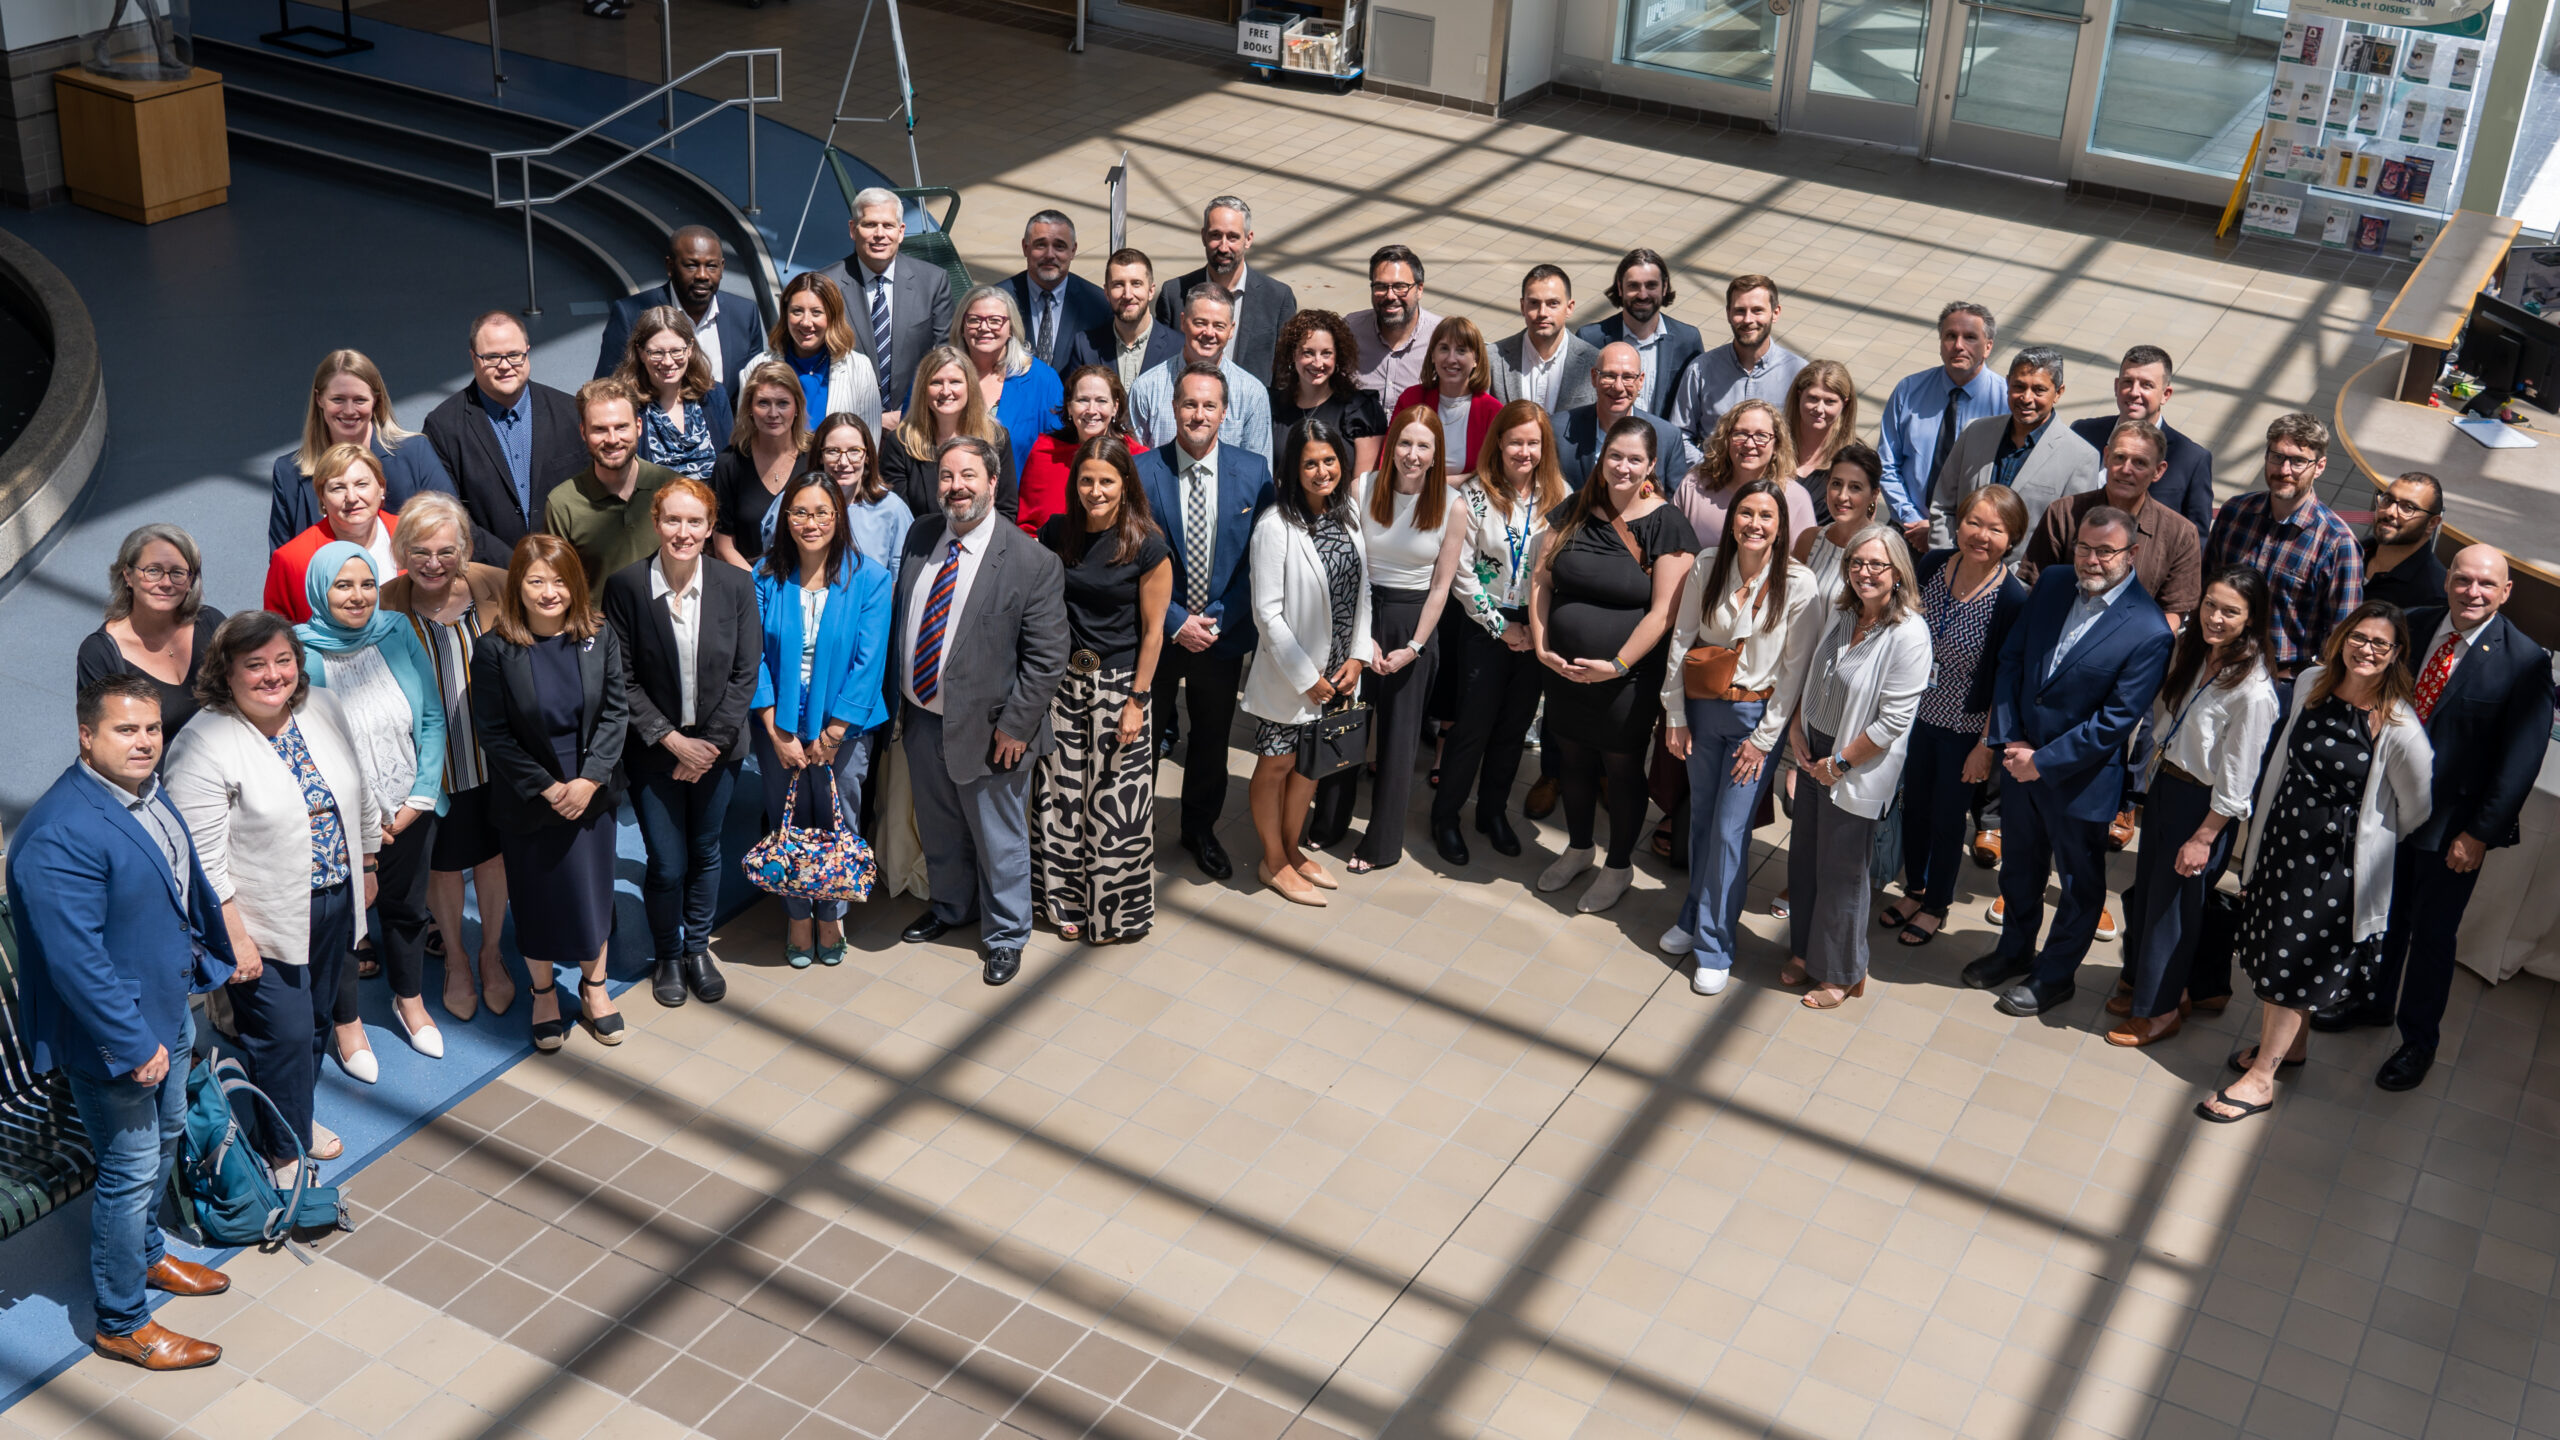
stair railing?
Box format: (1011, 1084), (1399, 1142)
(487, 48), (781, 316)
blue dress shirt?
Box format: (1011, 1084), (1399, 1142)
(1875, 365), (2008, 526)
(477, 386), (536, 520)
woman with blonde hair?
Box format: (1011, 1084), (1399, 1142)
(740, 272), (882, 433)
(267, 349), (453, 551)
(950, 284), (1063, 484)
(882, 344), (1016, 521)
(709, 360), (810, 570)
(615, 306), (733, 480)
(266, 445), (400, 625)
(1389, 316), (1502, 473)
(78, 523), (226, 743)
(1785, 359), (1859, 489)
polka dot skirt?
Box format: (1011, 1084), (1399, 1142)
(2240, 697), (2379, 1010)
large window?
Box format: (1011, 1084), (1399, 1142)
(2087, 0), (2284, 172)
(1623, 0), (1780, 87)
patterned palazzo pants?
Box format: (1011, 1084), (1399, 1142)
(1031, 663), (1157, 941)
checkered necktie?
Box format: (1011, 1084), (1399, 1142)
(1183, 464), (1214, 614)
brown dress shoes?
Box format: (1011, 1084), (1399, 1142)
(147, 1257), (231, 1296)
(94, 1319), (221, 1370)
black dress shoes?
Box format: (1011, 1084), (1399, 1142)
(2376, 1042), (2434, 1092)
(1182, 831), (1233, 880)
(2308, 1001), (2394, 1034)
(983, 950), (1021, 986)
(1476, 809), (1521, 857)
(1994, 981), (2073, 1018)
(903, 911), (960, 944)
(683, 951), (727, 1003)
(1157, 731), (1179, 761)
(651, 955), (688, 1007)
(1433, 822), (1470, 866)
(1961, 952), (2032, 991)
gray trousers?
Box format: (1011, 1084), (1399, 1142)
(901, 705), (1036, 953)
(1787, 726), (1879, 988)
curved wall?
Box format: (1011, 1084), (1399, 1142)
(0, 226), (104, 583)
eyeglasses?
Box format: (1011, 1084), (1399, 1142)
(1729, 432), (1775, 449)
(2072, 542), (2135, 561)
(474, 349), (530, 369)
(130, 564), (192, 584)
(1844, 558), (1896, 575)
(1369, 281), (1418, 297)
(641, 346), (691, 364)
(819, 446), (867, 464)
(405, 548), (461, 566)
(784, 508), (835, 523)
(962, 315), (1010, 331)
(2265, 451), (2320, 473)
(2376, 494), (2441, 517)
(2341, 633), (2399, 656)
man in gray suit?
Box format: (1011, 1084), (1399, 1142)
(814, 186), (955, 424)
(890, 436), (1069, 986)
(1152, 195), (1299, 389)
(1491, 264), (1598, 414)
(1928, 346), (2102, 554)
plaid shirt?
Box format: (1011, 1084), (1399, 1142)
(2204, 490), (2364, 673)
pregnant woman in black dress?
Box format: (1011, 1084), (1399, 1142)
(2204, 602), (2432, 1124)
(1528, 416), (1698, 914)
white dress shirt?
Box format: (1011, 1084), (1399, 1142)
(2149, 660), (2280, 818)
(2418, 614), (2489, 686)
(651, 555), (706, 726)
(1659, 553), (1823, 753)
(691, 294), (727, 389)
(1516, 336), (1570, 414)
(899, 517), (995, 714)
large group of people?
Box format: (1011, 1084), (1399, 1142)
(13, 189), (2555, 1373)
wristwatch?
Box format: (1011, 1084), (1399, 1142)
(1831, 753), (1852, 775)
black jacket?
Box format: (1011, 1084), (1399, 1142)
(422, 382), (590, 566)
(600, 558), (763, 767)
(2399, 606), (2552, 851)
(1915, 547), (2033, 719)
(469, 625), (631, 834)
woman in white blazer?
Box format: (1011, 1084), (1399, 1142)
(165, 610), (379, 1173)
(741, 272), (884, 435)
(1243, 418), (1374, 908)
(1785, 525), (1932, 1011)
(2206, 602), (2433, 1124)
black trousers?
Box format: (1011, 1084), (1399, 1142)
(1306, 588), (1438, 863)
(2372, 841), (2485, 1052)
(371, 813), (438, 1000)
(1432, 619), (1544, 829)
(229, 880), (353, 1160)
(1154, 647), (1246, 841)
(2117, 772), (2234, 1018)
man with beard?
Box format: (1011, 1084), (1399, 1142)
(545, 377), (673, 587)
(595, 226), (764, 397)
(2202, 413), (2364, 681)
(1963, 506), (2175, 1017)
(1343, 244), (1444, 407)
(1576, 248), (1704, 418)
(890, 436), (1069, 986)
(1000, 210), (1110, 373)
(1491, 264), (1598, 414)
(2359, 471), (2449, 610)
(1152, 195), (1299, 386)
(1875, 300), (2006, 544)
(1669, 274), (1806, 449)
(1557, 342), (1692, 489)
(1064, 248), (1182, 389)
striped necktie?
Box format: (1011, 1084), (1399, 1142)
(868, 272), (893, 376)
(911, 538), (961, 704)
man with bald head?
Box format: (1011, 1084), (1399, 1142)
(2316, 546), (2554, 1090)
(595, 225), (764, 397)
(1557, 341), (1692, 489)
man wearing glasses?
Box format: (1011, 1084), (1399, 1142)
(2359, 471), (2449, 610)
(1342, 244), (1442, 407)
(2019, 420), (2202, 628)
(1963, 506), (2175, 1017)
(424, 309), (587, 565)
(2202, 413), (2365, 680)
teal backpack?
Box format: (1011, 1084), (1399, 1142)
(167, 1054), (350, 1254)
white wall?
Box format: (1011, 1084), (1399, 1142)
(1371, 0), (1507, 101)
(1504, 0), (1559, 98)
(0, 0), (118, 52)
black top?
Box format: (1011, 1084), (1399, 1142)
(2361, 537), (2448, 613)
(711, 448), (807, 565)
(1270, 389), (1387, 454)
(1038, 517), (1171, 661)
(1541, 503), (1699, 667)
(76, 611), (227, 744)
(880, 430), (1018, 527)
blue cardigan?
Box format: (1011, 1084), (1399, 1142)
(754, 552), (896, 739)
(305, 621), (453, 815)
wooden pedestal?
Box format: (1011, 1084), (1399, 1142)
(55, 67), (230, 225)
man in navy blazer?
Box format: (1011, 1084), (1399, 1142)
(2325, 547), (2555, 1090)
(1963, 506), (2175, 1015)
(1065, 249), (1183, 384)
(8, 676), (239, 1371)
(1001, 211), (1112, 375)
(1557, 342), (1692, 489)
(592, 227), (766, 399)
(1138, 366), (1275, 881)
(2067, 345), (2212, 542)
(1573, 248), (1705, 419)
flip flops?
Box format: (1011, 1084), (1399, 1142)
(2195, 1086), (2271, 1123)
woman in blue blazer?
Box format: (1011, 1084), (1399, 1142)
(753, 474), (894, 969)
(268, 350), (455, 551)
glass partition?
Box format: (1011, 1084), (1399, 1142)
(1623, 0), (1781, 87)
(2088, 0), (2285, 172)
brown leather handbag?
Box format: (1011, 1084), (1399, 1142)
(1682, 643), (1742, 699)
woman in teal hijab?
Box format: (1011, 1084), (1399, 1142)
(295, 540), (450, 1070)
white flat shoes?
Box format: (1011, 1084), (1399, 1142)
(395, 1008), (445, 1059)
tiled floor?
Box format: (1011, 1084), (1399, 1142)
(12, 6), (2560, 1439)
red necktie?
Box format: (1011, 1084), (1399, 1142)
(2412, 634), (2458, 723)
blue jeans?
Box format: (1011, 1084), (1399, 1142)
(1678, 698), (1772, 974)
(61, 1016), (192, 1337)
(754, 726), (874, 922)
(632, 752), (742, 960)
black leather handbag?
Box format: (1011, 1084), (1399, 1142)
(1295, 701), (1372, 781)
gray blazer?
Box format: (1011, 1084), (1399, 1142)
(1927, 415), (2103, 553)
(810, 254), (955, 411)
(1490, 330), (1599, 412)
(888, 516), (1070, 786)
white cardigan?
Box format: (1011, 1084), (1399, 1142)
(740, 346), (883, 432)
(2240, 667), (2434, 942)
(164, 689), (379, 969)
(1801, 607), (1933, 819)
(1242, 509), (1376, 726)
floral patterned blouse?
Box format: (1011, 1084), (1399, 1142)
(268, 721), (350, 889)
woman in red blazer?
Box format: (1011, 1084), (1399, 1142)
(266, 444), (401, 624)
(1392, 316), (1503, 475)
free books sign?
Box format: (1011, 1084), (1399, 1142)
(2285, 0), (2492, 38)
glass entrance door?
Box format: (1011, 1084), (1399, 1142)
(1778, 0), (2094, 181)
(1931, 0), (2091, 178)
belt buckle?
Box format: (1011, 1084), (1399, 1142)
(1069, 648), (1101, 676)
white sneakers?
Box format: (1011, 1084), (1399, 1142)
(1690, 965), (1730, 996)
(1658, 925), (1694, 956)
(1538, 846), (1595, 893)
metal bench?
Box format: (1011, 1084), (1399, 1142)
(0, 894), (96, 1240)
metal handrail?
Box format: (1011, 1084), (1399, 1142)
(488, 47), (781, 316)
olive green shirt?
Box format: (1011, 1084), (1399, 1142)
(544, 461), (673, 587)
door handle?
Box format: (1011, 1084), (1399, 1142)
(1768, 0), (1791, 13)
(1956, 0), (2093, 19)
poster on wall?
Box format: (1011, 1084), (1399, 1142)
(2283, 0), (2492, 38)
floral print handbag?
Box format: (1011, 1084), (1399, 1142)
(741, 767), (878, 903)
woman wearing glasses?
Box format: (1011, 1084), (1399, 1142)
(1671, 400), (1816, 549)
(952, 286), (1064, 485)
(79, 524), (226, 744)
(2202, 603), (2432, 1122)
(615, 307), (733, 481)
